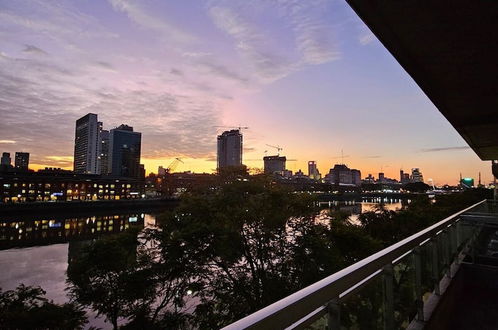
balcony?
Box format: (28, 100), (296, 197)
(223, 199), (498, 329)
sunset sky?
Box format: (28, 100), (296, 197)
(0, 0), (491, 185)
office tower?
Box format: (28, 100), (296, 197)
(74, 113), (100, 174)
(324, 164), (362, 186)
(411, 168), (424, 183)
(158, 166), (166, 176)
(264, 155), (286, 174)
(217, 130), (242, 169)
(1, 152), (11, 166)
(400, 169), (404, 182)
(99, 129), (109, 175)
(308, 161), (321, 180)
(15, 152), (29, 170)
(402, 173), (410, 183)
(109, 124), (142, 178)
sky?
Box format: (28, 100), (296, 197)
(0, 0), (491, 185)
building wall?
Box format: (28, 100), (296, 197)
(74, 113), (100, 174)
(108, 125), (142, 178)
(217, 130), (242, 169)
(15, 152), (29, 170)
(264, 156), (286, 174)
(0, 171), (144, 203)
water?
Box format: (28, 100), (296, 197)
(0, 200), (402, 328)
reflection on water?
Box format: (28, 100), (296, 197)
(0, 213), (148, 250)
(0, 212), (157, 329)
(319, 198), (407, 225)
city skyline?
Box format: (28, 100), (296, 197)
(0, 0), (490, 185)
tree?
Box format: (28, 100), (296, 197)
(152, 177), (357, 328)
(66, 227), (193, 329)
(0, 284), (87, 330)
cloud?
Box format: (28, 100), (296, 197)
(170, 68), (183, 76)
(108, 0), (194, 43)
(419, 146), (471, 152)
(0, 140), (16, 144)
(364, 155), (382, 159)
(22, 44), (48, 55)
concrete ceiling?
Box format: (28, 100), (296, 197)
(347, 0), (498, 160)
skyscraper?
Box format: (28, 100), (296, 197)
(108, 124), (142, 178)
(15, 152), (29, 170)
(1, 152), (11, 166)
(74, 113), (100, 174)
(99, 129), (109, 175)
(217, 130), (242, 169)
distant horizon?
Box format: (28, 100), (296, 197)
(0, 0), (491, 185)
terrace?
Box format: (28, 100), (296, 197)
(224, 1), (498, 329)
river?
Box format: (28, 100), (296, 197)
(0, 199), (403, 328)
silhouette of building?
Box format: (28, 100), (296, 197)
(217, 130), (242, 169)
(308, 161), (321, 180)
(325, 164), (361, 186)
(109, 124), (142, 178)
(74, 113), (101, 174)
(378, 172), (385, 183)
(264, 155), (286, 174)
(411, 168), (424, 183)
(15, 152), (29, 170)
(1, 152), (11, 166)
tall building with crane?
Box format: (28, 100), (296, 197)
(217, 129), (243, 170)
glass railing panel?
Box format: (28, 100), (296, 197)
(339, 273), (384, 330)
(392, 252), (417, 329)
(419, 241), (434, 303)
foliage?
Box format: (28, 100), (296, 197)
(0, 284), (87, 330)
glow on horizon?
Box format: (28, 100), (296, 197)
(0, 0), (491, 185)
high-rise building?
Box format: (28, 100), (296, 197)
(217, 130), (242, 169)
(402, 173), (410, 183)
(74, 113), (100, 174)
(99, 129), (109, 175)
(15, 152), (29, 170)
(400, 169), (404, 182)
(378, 172), (385, 183)
(158, 166), (167, 176)
(1, 152), (11, 166)
(109, 124), (142, 178)
(411, 168), (424, 183)
(264, 155), (286, 174)
(308, 161), (321, 180)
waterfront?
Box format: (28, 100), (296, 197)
(0, 200), (401, 328)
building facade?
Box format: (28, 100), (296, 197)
(411, 168), (424, 182)
(324, 164), (362, 186)
(0, 169), (144, 203)
(108, 125), (142, 178)
(217, 130), (243, 169)
(15, 152), (29, 170)
(74, 113), (100, 174)
(264, 155), (286, 174)
(99, 129), (109, 175)
(1, 152), (11, 166)
(308, 161), (321, 180)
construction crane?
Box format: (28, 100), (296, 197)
(266, 144), (283, 155)
(214, 125), (249, 131)
(166, 158), (184, 174)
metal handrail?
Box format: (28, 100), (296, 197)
(222, 199), (486, 330)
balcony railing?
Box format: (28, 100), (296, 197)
(223, 199), (494, 330)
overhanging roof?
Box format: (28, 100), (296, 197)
(346, 1), (498, 160)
